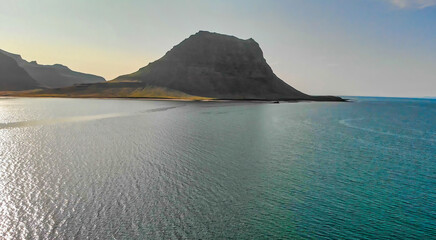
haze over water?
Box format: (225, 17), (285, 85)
(0, 97), (435, 239)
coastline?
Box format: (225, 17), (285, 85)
(0, 93), (348, 103)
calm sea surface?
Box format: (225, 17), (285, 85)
(0, 97), (435, 239)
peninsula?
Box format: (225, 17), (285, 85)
(1, 31), (344, 101)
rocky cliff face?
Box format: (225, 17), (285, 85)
(0, 49), (105, 88)
(115, 31), (311, 100)
(0, 51), (40, 91)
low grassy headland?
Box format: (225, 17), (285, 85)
(0, 82), (213, 101)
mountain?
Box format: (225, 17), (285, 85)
(12, 31), (343, 101)
(0, 49), (105, 89)
(112, 31), (341, 101)
(0, 51), (40, 91)
(113, 31), (314, 100)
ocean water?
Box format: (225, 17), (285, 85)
(0, 97), (434, 239)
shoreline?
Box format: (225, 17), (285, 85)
(0, 94), (349, 103)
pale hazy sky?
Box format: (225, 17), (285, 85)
(1, 0), (435, 97)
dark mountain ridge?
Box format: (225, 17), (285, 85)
(0, 49), (106, 89)
(0, 51), (40, 91)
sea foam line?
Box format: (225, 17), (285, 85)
(339, 118), (435, 143)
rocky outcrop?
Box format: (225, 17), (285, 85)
(0, 49), (105, 88)
(0, 51), (40, 91)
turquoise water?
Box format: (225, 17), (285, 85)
(0, 97), (434, 239)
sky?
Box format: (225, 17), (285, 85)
(0, 0), (435, 97)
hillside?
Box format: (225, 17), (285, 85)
(0, 49), (105, 88)
(0, 51), (40, 91)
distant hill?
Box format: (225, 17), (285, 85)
(0, 51), (40, 91)
(0, 49), (105, 89)
(7, 31), (343, 101)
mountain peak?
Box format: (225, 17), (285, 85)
(0, 49), (23, 61)
(52, 63), (70, 70)
(192, 31), (258, 43)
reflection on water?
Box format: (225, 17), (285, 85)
(0, 105), (185, 130)
(0, 97), (435, 239)
(0, 113), (128, 129)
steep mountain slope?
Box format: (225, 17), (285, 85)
(0, 51), (40, 91)
(0, 49), (105, 88)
